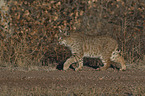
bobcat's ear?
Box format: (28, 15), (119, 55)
(54, 33), (58, 38)
(59, 29), (63, 33)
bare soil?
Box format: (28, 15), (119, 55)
(0, 66), (145, 95)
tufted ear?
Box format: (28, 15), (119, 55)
(59, 29), (63, 33)
(54, 33), (58, 38)
(54, 29), (61, 39)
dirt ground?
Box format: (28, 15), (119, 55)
(0, 66), (145, 95)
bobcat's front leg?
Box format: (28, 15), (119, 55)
(110, 52), (126, 71)
(63, 56), (76, 70)
(75, 58), (83, 71)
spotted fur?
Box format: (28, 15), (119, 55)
(56, 32), (126, 71)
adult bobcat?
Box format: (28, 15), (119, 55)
(56, 31), (126, 71)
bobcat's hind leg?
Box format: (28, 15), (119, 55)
(63, 56), (76, 70)
(110, 52), (126, 71)
(97, 59), (111, 71)
(115, 56), (126, 71)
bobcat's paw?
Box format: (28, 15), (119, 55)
(96, 67), (107, 71)
(75, 67), (82, 71)
(120, 68), (126, 71)
(63, 66), (69, 71)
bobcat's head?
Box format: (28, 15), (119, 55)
(55, 29), (70, 46)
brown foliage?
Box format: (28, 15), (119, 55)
(0, 0), (144, 67)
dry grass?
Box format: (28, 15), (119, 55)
(126, 55), (145, 71)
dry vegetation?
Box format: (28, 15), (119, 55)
(0, 1), (145, 95)
(0, 0), (144, 68)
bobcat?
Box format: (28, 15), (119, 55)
(56, 31), (126, 71)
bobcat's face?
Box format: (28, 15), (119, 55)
(56, 30), (71, 46)
(57, 35), (69, 46)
